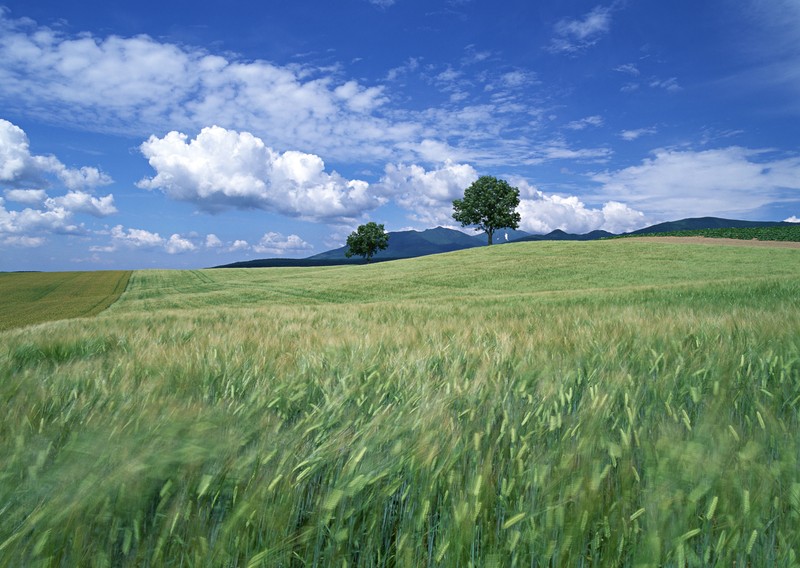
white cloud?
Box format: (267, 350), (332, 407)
(591, 147), (800, 218)
(55, 165), (113, 191)
(549, 6), (612, 53)
(205, 233), (223, 248)
(367, 0), (395, 6)
(228, 239), (250, 252)
(0, 15), (408, 163)
(539, 140), (612, 162)
(0, 13), (571, 170)
(784, 215), (800, 223)
(614, 63), (640, 76)
(1, 235), (45, 247)
(138, 126), (385, 222)
(500, 70), (537, 89)
(0, 119), (111, 189)
(514, 180), (647, 234)
(106, 225), (165, 249)
(0, 120), (118, 245)
(0, 203), (81, 237)
(46, 191), (117, 217)
(165, 234), (196, 254)
(620, 127), (657, 141)
(253, 232), (314, 255)
(379, 161), (478, 225)
(386, 57), (420, 81)
(4, 188), (47, 204)
(565, 115), (604, 130)
(649, 77), (681, 92)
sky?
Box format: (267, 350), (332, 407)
(1, 0), (799, 271)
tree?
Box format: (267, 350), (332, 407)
(452, 175), (521, 245)
(345, 222), (389, 262)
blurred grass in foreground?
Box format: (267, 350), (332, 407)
(1, 241), (799, 566)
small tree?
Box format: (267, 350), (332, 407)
(452, 175), (521, 245)
(345, 222), (389, 263)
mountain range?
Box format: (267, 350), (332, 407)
(214, 217), (795, 268)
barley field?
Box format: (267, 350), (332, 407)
(1, 240), (799, 566)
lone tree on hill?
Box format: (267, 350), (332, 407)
(345, 222), (389, 262)
(452, 175), (521, 245)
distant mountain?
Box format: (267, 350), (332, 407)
(309, 226), (483, 261)
(513, 229), (615, 242)
(630, 217), (793, 235)
(214, 217), (794, 268)
(469, 228), (531, 244)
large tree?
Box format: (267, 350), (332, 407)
(452, 176), (521, 245)
(345, 222), (389, 263)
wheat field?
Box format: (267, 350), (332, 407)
(1, 240), (799, 566)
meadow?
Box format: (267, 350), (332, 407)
(1, 240), (799, 566)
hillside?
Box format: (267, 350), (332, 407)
(308, 226), (482, 260)
(3, 240), (800, 565)
(216, 217), (794, 268)
(630, 216), (794, 234)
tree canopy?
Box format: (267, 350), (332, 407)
(452, 176), (521, 245)
(345, 222), (389, 262)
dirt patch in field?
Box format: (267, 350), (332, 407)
(621, 236), (800, 249)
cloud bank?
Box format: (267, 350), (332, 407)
(0, 119), (116, 247)
(592, 147), (800, 218)
(138, 126), (384, 222)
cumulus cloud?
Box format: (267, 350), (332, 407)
(0, 119), (118, 247)
(46, 191), (117, 217)
(0, 119), (111, 189)
(165, 234), (196, 254)
(253, 232), (314, 255)
(205, 233), (223, 248)
(229, 239), (250, 252)
(106, 225), (164, 249)
(783, 215), (799, 223)
(4, 188), (47, 204)
(379, 161), (479, 225)
(549, 6), (612, 53)
(0, 201), (82, 238)
(138, 126), (384, 222)
(591, 147), (800, 218)
(514, 180), (647, 234)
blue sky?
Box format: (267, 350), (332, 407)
(1, 0), (798, 271)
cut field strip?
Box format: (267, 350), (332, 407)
(0, 270), (132, 331)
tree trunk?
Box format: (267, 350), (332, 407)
(487, 230), (493, 245)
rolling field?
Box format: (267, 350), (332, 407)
(2, 241), (800, 566)
(0, 270), (131, 331)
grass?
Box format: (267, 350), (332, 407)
(618, 225), (800, 242)
(1, 240), (800, 566)
(0, 270), (131, 331)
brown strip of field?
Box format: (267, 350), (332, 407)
(0, 271), (132, 331)
(622, 236), (800, 249)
